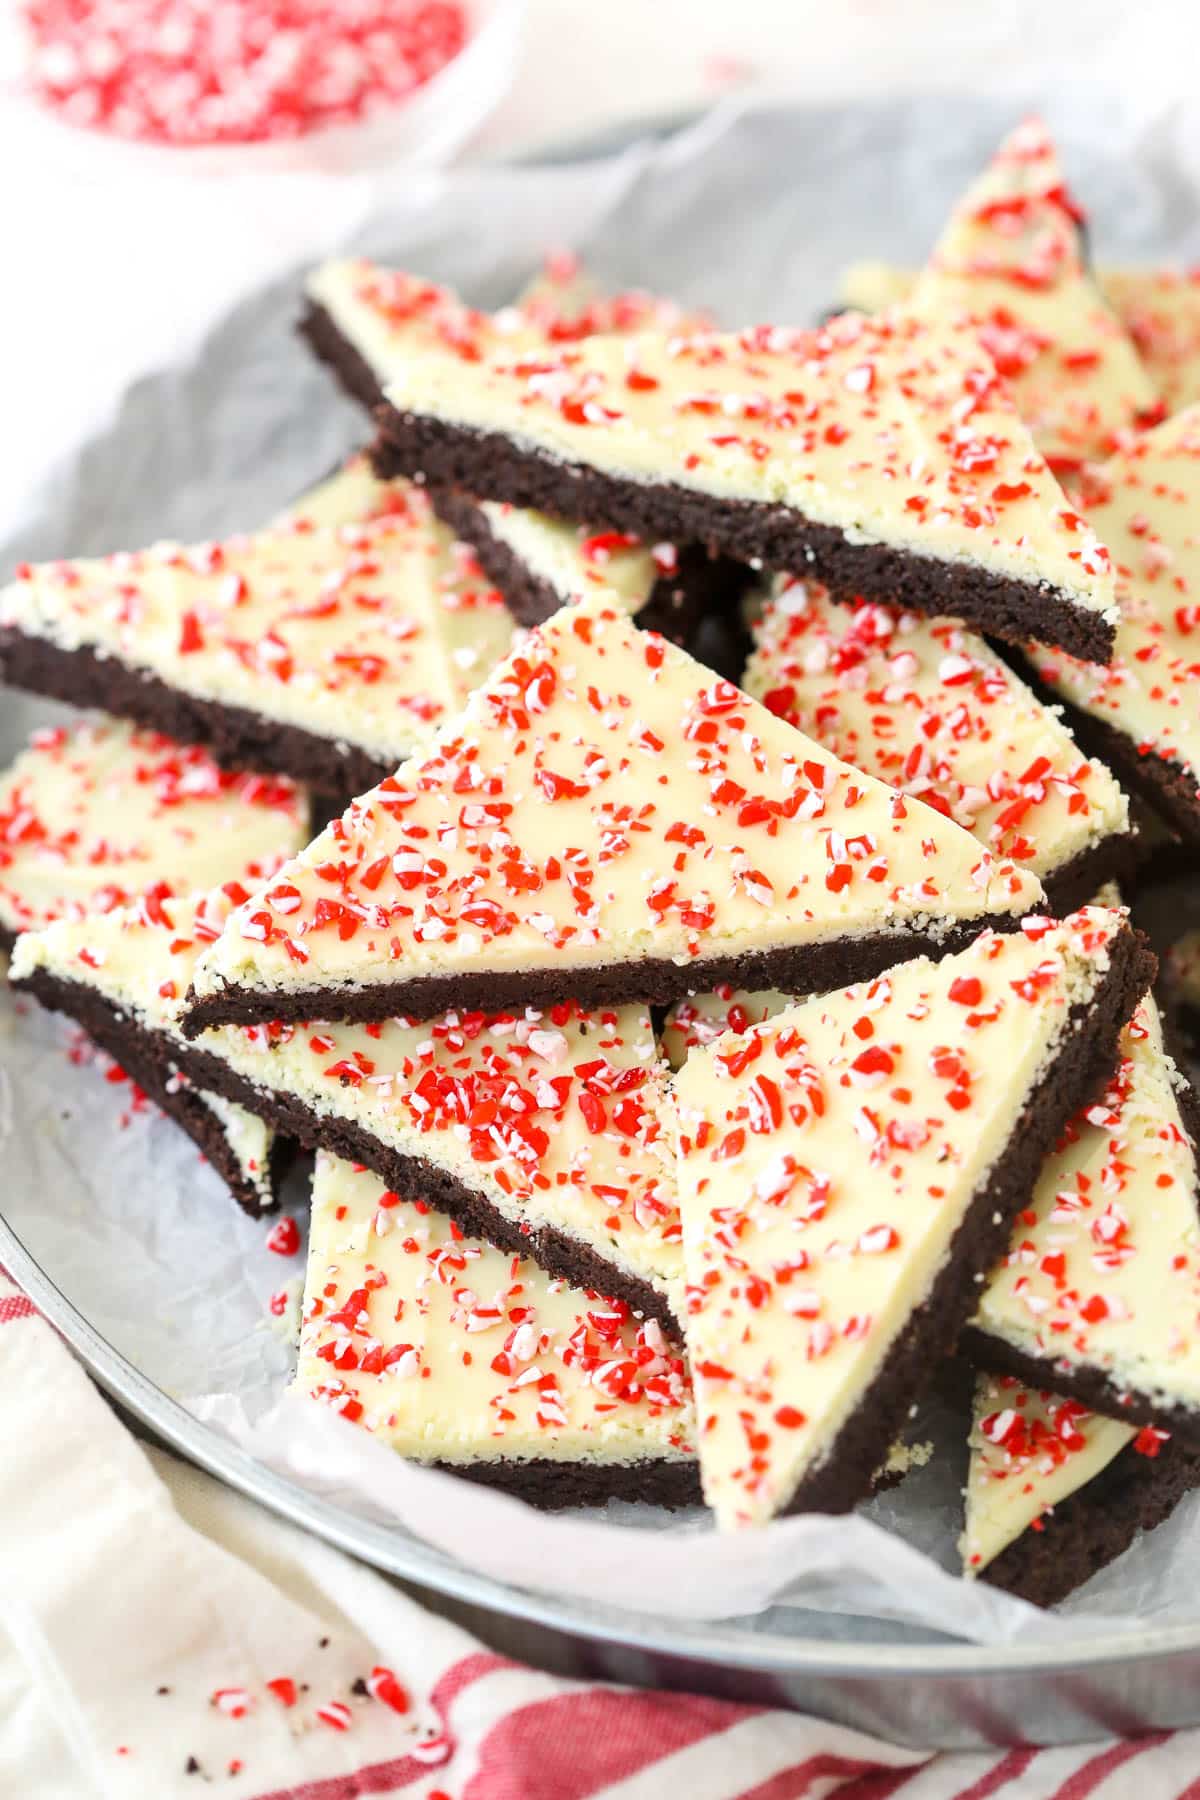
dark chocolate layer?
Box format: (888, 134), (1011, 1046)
(429, 486), (745, 643)
(960, 1054), (1200, 1444)
(779, 924), (1156, 1516)
(1037, 828), (1141, 922)
(12, 964), (284, 1217)
(370, 410), (1116, 664)
(981, 1430), (1200, 1608)
(181, 909), (1038, 1037)
(0, 627), (391, 801)
(134, 1030), (681, 1334)
(437, 1453), (700, 1512)
(299, 298), (387, 414)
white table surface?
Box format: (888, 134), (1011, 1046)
(2, 0), (1197, 538)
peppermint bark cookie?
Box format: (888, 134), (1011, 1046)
(11, 885), (290, 1216)
(962, 995), (1200, 1440)
(299, 269), (729, 638)
(909, 118), (1161, 478)
(671, 907), (1153, 1527)
(0, 719), (307, 953)
(298, 1152), (698, 1507)
(1102, 268), (1200, 414)
(961, 1373), (1200, 1606)
(842, 260), (1200, 415)
(425, 491), (741, 638)
(284, 451), (694, 628)
(181, 592), (1042, 1036)
(180, 1003), (683, 1328)
(743, 577), (1133, 915)
(1032, 407), (1200, 846)
(300, 257), (702, 412)
(374, 309), (1120, 662)
(0, 500), (515, 800)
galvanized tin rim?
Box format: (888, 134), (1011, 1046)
(2, 1206), (1193, 1682)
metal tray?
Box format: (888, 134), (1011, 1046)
(7, 96), (1200, 1751)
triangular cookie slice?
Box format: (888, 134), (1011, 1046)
(0, 718), (307, 950)
(671, 906), (1152, 1528)
(909, 118), (1160, 478)
(962, 995), (1200, 1437)
(743, 576), (1132, 915)
(182, 592), (1043, 1035)
(281, 449), (723, 637)
(1032, 406), (1200, 845)
(376, 308), (1119, 661)
(842, 260), (1200, 412)
(298, 1151), (698, 1507)
(301, 256), (701, 414)
(180, 999), (684, 1328)
(0, 496), (515, 799)
(961, 1372), (1199, 1606)
(427, 492), (738, 637)
(1102, 268), (1200, 413)
(11, 884), (290, 1216)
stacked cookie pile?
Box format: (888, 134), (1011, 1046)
(5, 118), (1200, 1609)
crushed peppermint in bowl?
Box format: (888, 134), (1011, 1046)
(17, 0), (519, 166)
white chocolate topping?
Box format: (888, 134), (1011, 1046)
(961, 1372), (1143, 1575)
(842, 262), (1200, 412)
(1, 499), (515, 774)
(477, 504), (667, 614)
(910, 119), (1159, 474)
(282, 450), (663, 618)
(199, 1088), (277, 1213)
(383, 308), (1119, 634)
(0, 720), (307, 939)
(1034, 405), (1200, 809)
(297, 1151), (695, 1466)
(306, 257), (703, 390)
(743, 577), (1129, 882)
(973, 996), (1200, 1410)
(1102, 269), (1200, 414)
(188, 592), (1042, 1014)
(197, 1002), (684, 1315)
(672, 906), (1128, 1530)
(10, 884), (282, 1206)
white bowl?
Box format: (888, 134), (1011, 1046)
(4, 0), (525, 178)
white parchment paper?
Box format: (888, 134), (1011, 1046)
(6, 96), (1200, 1650)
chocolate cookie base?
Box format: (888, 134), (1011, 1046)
(960, 1064), (1200, 1443)
(12, 965), (284, 1217)
(370, 410), (1116, 664)
(435, 1454), (700, 1512)
(136, 1032), (681, 1333)
(778, 923), (1155, 1517)
(0, 627), (391, 801)
(299, 298), (388, 416)
(428, 487), (746, 642)
(1038, 828), (1141, 920)
(181, 908), (1038, 1038)
(980, 1432), (1200, 1608)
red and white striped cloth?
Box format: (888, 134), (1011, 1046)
(3, 1271), (1200, 1800)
